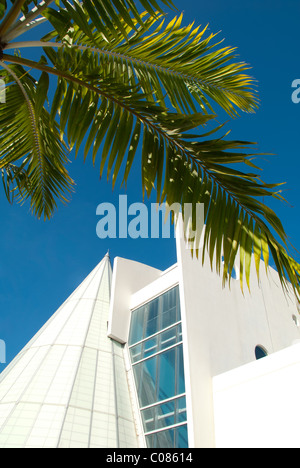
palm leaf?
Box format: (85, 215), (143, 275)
(39, 7), (258, 117)
(0, 64), (74, 219)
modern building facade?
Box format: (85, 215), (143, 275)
(0, 219), (300, 448)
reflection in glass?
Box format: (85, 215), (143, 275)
(129, 286), (188, 448)
(176, 425), (188, 448)
(160, 326), (177, 350)
(176, 346), (185, 395)
(144, 336), (158, 358)
(129, 323), (182, 363)
(130, 343), (143, 363)
(141, 396), (186, 433)
(157, 348), (176, 401)
(129, 307), (145, 345)
(135, 356), (157, 408)
(129, 287), (180, 345)
(145, 424), (188, 449)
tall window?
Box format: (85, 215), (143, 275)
(128, 286), (188, 448)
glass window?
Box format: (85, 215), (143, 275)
(176, 345), (185, 395)
(158, 401), (176, 428)
(160, 326), (177, 350)
(141, 396), (187, 433)
(129, 324), (183, 363)
(255, 345), (268, 360)
(144, 336), (158, 358)
(161, 288), (179, 329)
(150, 428), (175, 449)
(157, 348), (176, 401)
(145, 424), (188, 449)
(130, 343), (143, 363)
(129, 286), (188, 448)
(175, 425), (188, 448)
(146, 299), (160, 337)
(177, 396), (187, 423)
(129, 286), (180, 346)
(129, 308), (145, 345)
(135, 356), (157, 408)
(142, 407), (156, 433)
(142, 400), (175, 433)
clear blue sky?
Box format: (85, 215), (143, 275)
(0, 0), (299, 369)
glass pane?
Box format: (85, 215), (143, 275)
(142, 400), (176, 432)
(176, 396), (187, 424)
(129, 308), (145, 345)
(176, 346), (185, 395)
(144, 336), (158, 358)
(175, 425), (188, 448)
(141, 395), (188, 434)
(157, 400), (175, 428)
(145, 299), (159, 338)
(160, 326), (177, 351)
(142, 407), (155, 433)
(138, 356), (157, 407)
(157, 349), (176, 401)
(146, 433), (154, 448)
(130, 343), (143, 363)
(178, 323), (183, 341)
(155, 428), (175, 448)
(255, 345), (268, 360)
(161, 289), (178, 329)
(132, 361), (143, 387)
(129, 286), (181, 345)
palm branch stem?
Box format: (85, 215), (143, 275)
(4, 17), (48, 42)
(3, 0), (55, 42)
(5, 39), (203, 79)
(4, 40), (255, 106)
(0, 0), (29, 38)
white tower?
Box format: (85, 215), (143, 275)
(0, 254), (139, 448)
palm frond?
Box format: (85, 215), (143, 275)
(0, 63), (74, 219)
(40, 7), (258, 116)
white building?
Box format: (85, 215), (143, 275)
(0, 221), (299, 448)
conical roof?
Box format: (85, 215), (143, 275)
(0, 254), (139, 448)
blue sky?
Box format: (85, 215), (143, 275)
(0, 0), (299, 368)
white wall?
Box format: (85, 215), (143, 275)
(107, 257), (162, 344)
(213, 343), (300, 448)
(175, 218), (300, 447)
(130, 264), (179, 310)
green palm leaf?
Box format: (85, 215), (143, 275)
(38, 6), (258, 116)
(1, 0), (176, 43)
(0, 63), (74, 219)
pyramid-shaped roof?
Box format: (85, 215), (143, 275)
(0, 254), (139, 448)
